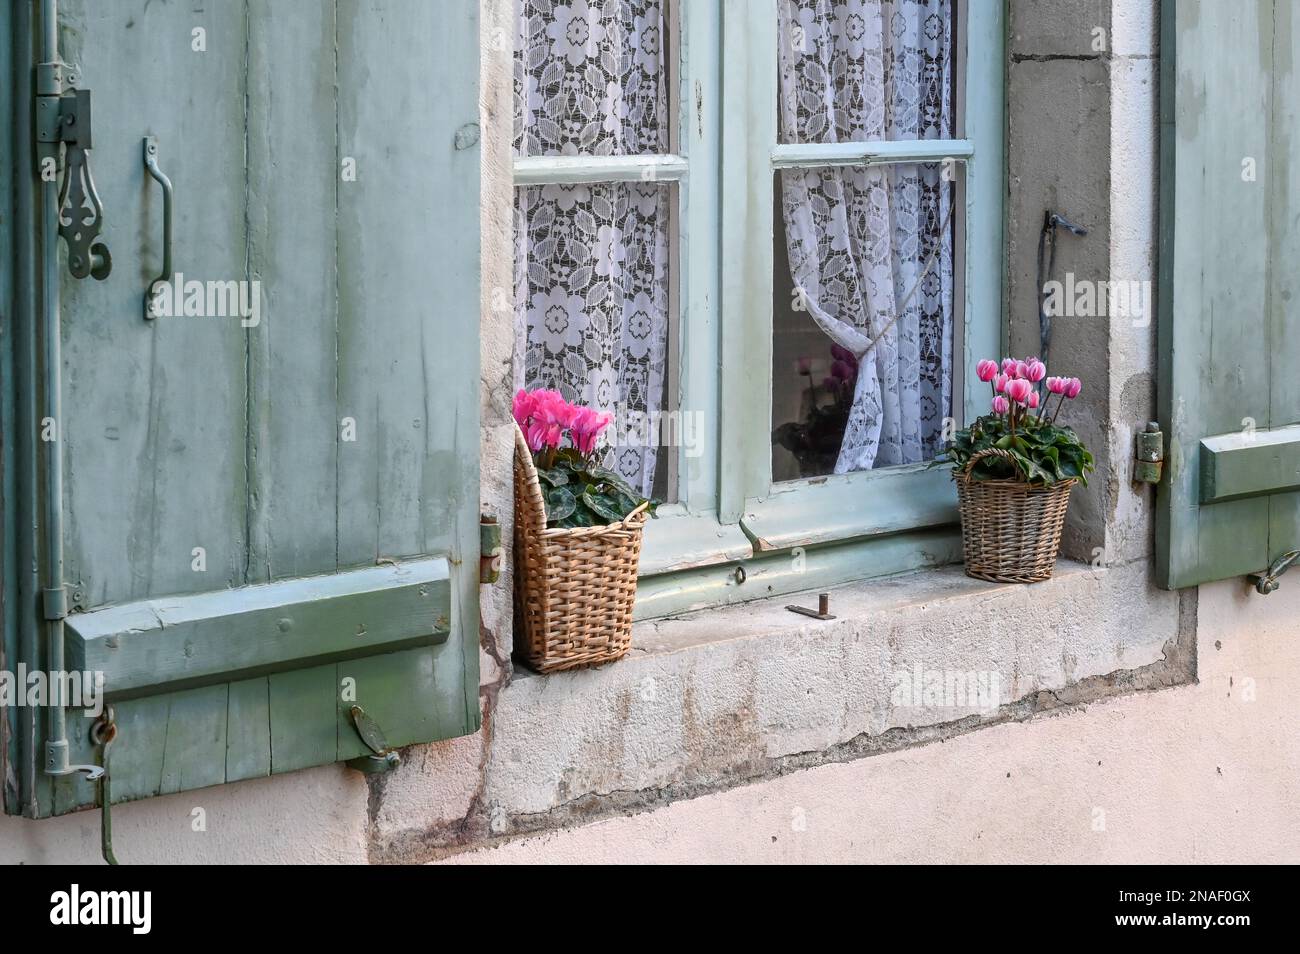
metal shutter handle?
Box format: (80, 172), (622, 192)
(143, 136), (172, 320)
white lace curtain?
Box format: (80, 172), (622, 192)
(513, 0), (669, 496)
(778, 0), (955, 472)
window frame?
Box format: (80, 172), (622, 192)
(512, 0), (1005, 617)
(721, 0), (1004, 543)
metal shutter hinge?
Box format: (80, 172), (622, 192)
(1133, 421), (1163, 484)
(480, 513), (503, 584)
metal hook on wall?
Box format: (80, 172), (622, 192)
(1036, 210), (1087, 368)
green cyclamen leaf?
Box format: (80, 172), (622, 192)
(582, 490), (626, 524)
(536, 466), (570, 488)
(584, 465), (640, 500)
(544, 486), (577, 524)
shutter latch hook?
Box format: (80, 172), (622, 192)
(1248, 550), (1300, 595)
(91, 707), (120, 865)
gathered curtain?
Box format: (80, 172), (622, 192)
(778, 0), (956, 473)
(513, 0), (670, 496)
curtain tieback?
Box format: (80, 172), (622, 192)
(853, 194), (957, 363)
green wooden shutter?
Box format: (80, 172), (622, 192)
(1157, 0), (1300, 589)
(4, 1), (481, 817)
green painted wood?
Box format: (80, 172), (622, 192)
(66, 558), (451, 698)
(1157, 0), (1300, 588)
(741, 465), (957, 552)
(157, 685), (230, 796)
(335, 648), (441, 760)
(1200, 425), (1300, 503)
(676, 0), (724, 512)
(718, 0), (777, 524)
(1267, 0), (1300, 583)
(635, 527), (962, 621)
(334, 0), (481, 736)
(961, 5), (1006, 424)
(12, 0), (483, 817)
(268, 665), (339, 775)
(245, 0), (341, 582)
(639, 507), (753, 575)
(57, 0), (251, 604)
(0, 0), (21, 816)
(225, 676), (272, 782)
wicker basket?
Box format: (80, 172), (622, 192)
(512, 424), (648, 673)
(956, 447), (1076, 584)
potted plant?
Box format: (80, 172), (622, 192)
(940, 357), (1095, 583)
(511, 389), (657, 672)
(772, 345), (857, 477)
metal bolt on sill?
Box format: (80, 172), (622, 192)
(787, 592), (835, 621)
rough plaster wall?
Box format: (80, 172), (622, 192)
(445, 579), (1300, 864)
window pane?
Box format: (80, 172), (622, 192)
(771, 162), (957, 479)
(777, 0), (955, 145)
(514, 0), (671, 157)
(515, 182), (673, 497)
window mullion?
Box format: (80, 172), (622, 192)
(512, 154), (687, 186)
(718, 0), (778, 524)
(771, 138), (975, 169)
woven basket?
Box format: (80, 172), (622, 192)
(956, 447), (1076, 584)
(512, 423), (648, 673)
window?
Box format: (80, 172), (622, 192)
(513, 1), (1004, 617)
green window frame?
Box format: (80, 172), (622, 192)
(513, 1), (1005, 619)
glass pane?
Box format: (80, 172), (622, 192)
(515, 181), (674, 498)
(771, 162), (957, 480)
(777, 0), (956, 145)
(514, 0), (672, 157)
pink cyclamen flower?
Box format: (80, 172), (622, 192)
(1027, 390), (1040, 410)
(976, 359), (999, 382)
(796, 356), (813, 375)
(1064, 377), (1083, 399)
(822, 376), (840, 392)
(1001, 357), (1018, 376)
(1024, 358), (1047, 383)
(570, 406), (614, 456)
(512, 389), (537, 429)
(1005, 378), (1034, 405)
(524, 389), (570, 450)
(830, 343), (856, 364)
(1045, 376), (1066, 395)
(1013, 360), (1029, 380)
(831, 359), (855, 382)
(994, 373), (1009, 393)
(992, 395), (1010, 415)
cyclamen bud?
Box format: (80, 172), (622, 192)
(1025, 359), (1047, 383)
(992, 395), (1010, 415)
(1065, 377), (1083, 399)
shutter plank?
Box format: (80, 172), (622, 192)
(1158, 0), (1287, 587)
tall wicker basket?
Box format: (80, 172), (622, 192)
(956, 448), (1076, 584)
(512, 424), (648, 673)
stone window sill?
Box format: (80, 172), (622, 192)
(491, 558), (1182, 817)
